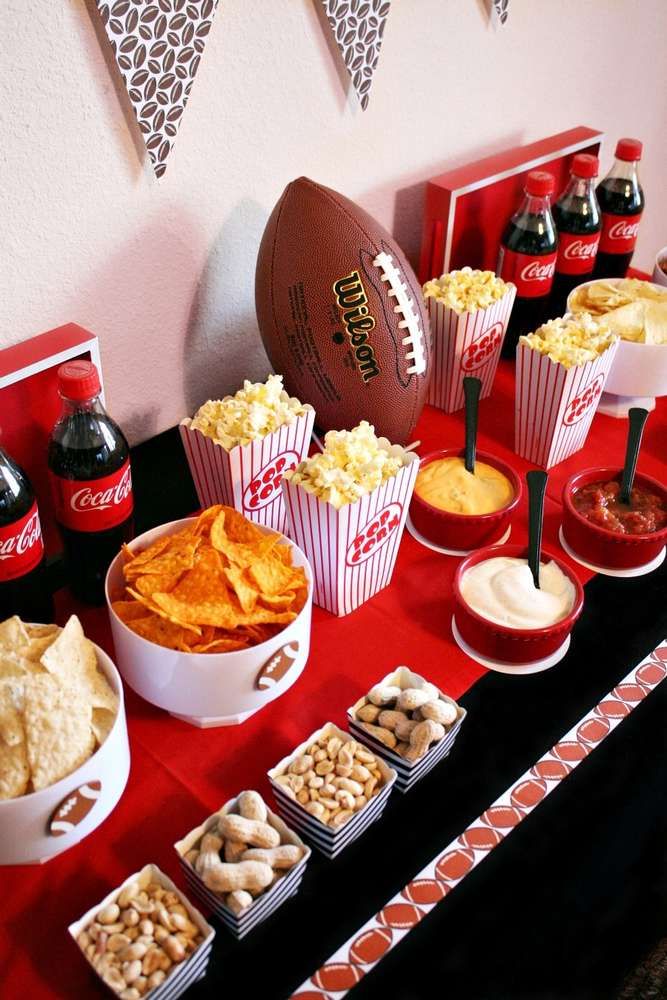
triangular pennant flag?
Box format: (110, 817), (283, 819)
(94, 0), (221, 178)
(321, 0), (391, 110)
(493, 0), (509, 24)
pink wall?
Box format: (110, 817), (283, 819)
(2, 0), (666, 444)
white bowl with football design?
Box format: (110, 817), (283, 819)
(106, 517), (313, 728)
(0, 642), (130, 867)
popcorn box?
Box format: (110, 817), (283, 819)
(426, 284), (517, 413)
(68, 864), (215, 1000)
(515, 339), (619, 469)
(347, 666), (466, 794)
(174, 795), (311, 940)
(281, 449), (419, 616)
(179, 407), (315, 534)
(268, 722), (397, 859)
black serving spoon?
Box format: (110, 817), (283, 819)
(463, 376), (482, 474)
(526, 470), (548, 589)
(618, 407), (650, 505)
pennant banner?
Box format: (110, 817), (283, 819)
(493, 0), (509, 24)
(95, 0), (220, 178)
(321, 0), (391, 110)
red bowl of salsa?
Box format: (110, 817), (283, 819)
(562, 468), (667, 570)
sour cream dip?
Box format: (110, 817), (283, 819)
(460, 556), (576, 629)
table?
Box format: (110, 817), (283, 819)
(1, 361), (666, 1000)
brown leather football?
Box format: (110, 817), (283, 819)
(255, 177), (430, 444)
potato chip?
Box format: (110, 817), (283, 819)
(0, 740), (30, 799)
(569, 278), (667, 343)
(40, 615), (118, 713)
(91, 707), (116, 746)
(23, 675), (94, 791)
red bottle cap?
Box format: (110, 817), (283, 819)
(57, 360), (102, 401)
(615, 138), (642, 161)
(525, 171), (555, 197)
(571, 154), (599, 179)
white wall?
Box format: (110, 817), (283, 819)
(2, 0), (666, 444)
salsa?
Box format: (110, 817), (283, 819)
(573, 479), (667, 535)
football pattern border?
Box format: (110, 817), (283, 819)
(291, 640), (667, 998)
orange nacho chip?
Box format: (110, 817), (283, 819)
(115, 506), (308, 653)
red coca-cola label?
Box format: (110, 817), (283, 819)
(555, 232), (600, 275)
(0, 502), (44, 582)
(50, 460), (133, 532)
(497, 248), (557, 298)
(598, 212), (642, 254)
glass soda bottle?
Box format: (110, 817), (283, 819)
(0, 446), (54, 623)
(497, 170), (558, 357)
(594, 138), (644, 278)
(550, 154), (601, 315)
(48, 361), (134, 605)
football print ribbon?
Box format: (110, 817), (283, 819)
(320, 0), (391, 110)
(94, 0), (220, 178)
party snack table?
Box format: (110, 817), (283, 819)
(1, 361), (666, 1000)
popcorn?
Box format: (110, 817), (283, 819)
(519, 313), (618, 368)
(284, 421), (409, 509)
(188, 375), (309, 450)
(423, 267), (511, 314)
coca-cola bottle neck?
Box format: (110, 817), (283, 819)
(605, 158), (641, 184)
(517, 192), (553, 219)
(58, 393), (107, 418)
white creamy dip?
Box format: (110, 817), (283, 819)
(460, 556), (576, 629)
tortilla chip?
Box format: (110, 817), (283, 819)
(91, 707), (115, 746)
(0, 740), (30, 799)
(40, 615), (118, 713)
(0, 678), (26, 746)
(23, 675), (94, 791)
(0, 616), (29, 653)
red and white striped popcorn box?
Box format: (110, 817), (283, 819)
(426, 284), (516, 413)
(515, 339), (619, 469)
(281, 452), (419, 617)
(179, 407), (315, 533)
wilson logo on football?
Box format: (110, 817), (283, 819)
(346, 502), (403, 566)
(243, 451), (299, 511)
(563, 238), (600, 261)
(0, 509), (42, 562)
(70, 465), (133, 513)
(520, 259), (556, 282)
(563, 374), (605, 426)
(461, 323), (504, 372)
(608, 220), (640, 241)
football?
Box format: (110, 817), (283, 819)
(49, 780), (101, 837)
(255, 641), (299, 690)
(255, 177), (430, 445)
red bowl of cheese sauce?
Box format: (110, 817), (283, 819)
(562, 468), (667, 569)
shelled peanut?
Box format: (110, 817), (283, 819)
(355, 680), (459, 762)
(274, 733), (384, 827)
(184, 791), (305, 915)
(76, 870), (204, 998)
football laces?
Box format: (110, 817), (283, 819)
(373, 252), (427, 375)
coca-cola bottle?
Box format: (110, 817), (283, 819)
(48, 361), (134, 605)
(0, 447), (54, 622)
(551, 154), (601, 315)
(497, 170), (558, 357)
(594, 138), (644, 278)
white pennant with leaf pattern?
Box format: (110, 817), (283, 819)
(94, 0), (220, 178)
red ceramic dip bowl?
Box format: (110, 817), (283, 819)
(562, 468), (667, 570)
(453, 543), (584, 665)
(409, 448), (521, 553)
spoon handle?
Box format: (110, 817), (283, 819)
(527, 470), (548, 590)
(463, 376), (481, 474)
(619, 407), (649, 504)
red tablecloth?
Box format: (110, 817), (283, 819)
(1, 364), (665, 998)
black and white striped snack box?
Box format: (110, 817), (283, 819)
(268, 722), (397, 860)
(347, 666), (467, 793)
(174, 795), (311, 940)
(68, 863), (215, 1000)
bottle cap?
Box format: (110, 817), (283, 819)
(525, 171), (555, 197)
(615, 138), (642, 161)
(57, 360), (102, 401)
(571, 154), (599, 179)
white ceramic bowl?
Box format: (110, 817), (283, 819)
(106, 517), (313, 728)
(0, 642), (130, 866)
(567, 278), (667, 400)
(653, 245), (667, 288)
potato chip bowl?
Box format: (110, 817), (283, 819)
(105, 518), (313, 728)
(567, 278), (667, 403)
(0, 642), (129, 866)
